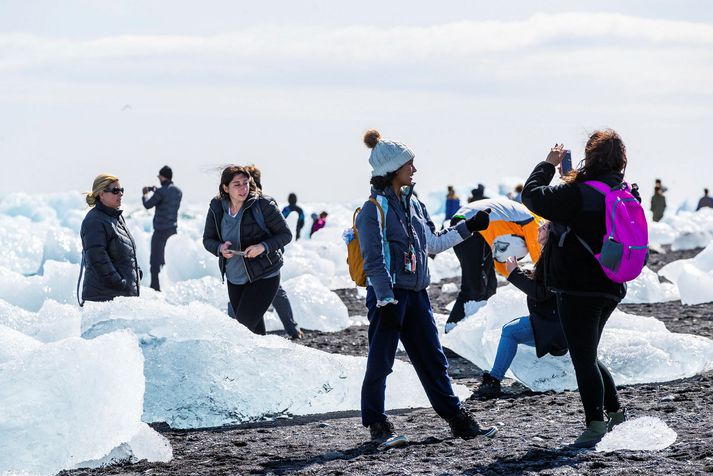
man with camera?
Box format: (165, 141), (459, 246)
(142, 165), (183, 291)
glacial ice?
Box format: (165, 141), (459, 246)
(621, 266), (679, 304)
(80, 297), (470, 429)
(0, 330), (168, 475)
(442, 286), (713, 391)
(659, 243), (713, 304)
(596, 417), (677, 452)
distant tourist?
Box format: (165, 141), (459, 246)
(477, 220), (567, 398)
(282, 193), (305, 241)
(244, 165), (304, 340)
(310, 211), (328, 237)
(78, 173), (141, 304)
(142, 165), (182, 291)
(522, 130), (636, 448)
(444, 185), (460, 221)
(696, 188), (713, 211)
(650, 184), (666, 222)
(356, 128), (496, 442)
(507, 184), (524, 203)
(202, 166), (292, 335)
(468, 183), (488, 203)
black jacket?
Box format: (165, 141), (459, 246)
(202, 195), (292, 282)
(507, 268), (567, 358)
(142, 181), (183, 231)
(522, 161), (627, 301)
(80, 201), (141, 302)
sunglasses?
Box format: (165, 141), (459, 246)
(104, 187), (125, 195)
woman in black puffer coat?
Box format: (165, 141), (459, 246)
(203, 165), (292, 335)
(79, 174), (141, 303)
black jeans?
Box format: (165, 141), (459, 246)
(557, 293), (621, 424)
(149, 228), (177, 291)
(447, 233), (496, 325)
(227, 275), (281, 335)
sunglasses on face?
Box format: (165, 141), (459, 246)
(104, 187), (125, 195)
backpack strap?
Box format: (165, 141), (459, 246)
(76, 251), (86, 307)
(368, 197), (386, 231)
(251, 200), (271, 237)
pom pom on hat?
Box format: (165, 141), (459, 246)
(363, 129), (415, 177)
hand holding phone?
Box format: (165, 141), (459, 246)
(560, 150), (573, 175)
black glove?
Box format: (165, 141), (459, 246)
(378, 303), (401, 331)
(465, 209), (491, 233)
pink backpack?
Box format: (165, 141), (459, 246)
(574, 181), (649, 283)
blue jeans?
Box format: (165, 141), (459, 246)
(489, 316), (535, 381)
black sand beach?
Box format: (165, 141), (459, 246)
(62, 247), (713, 475)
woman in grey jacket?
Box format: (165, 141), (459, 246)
(355, 129), (495, 442)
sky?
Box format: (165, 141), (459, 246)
(1, 1), (712, 207)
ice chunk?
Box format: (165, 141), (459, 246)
(442, 285), (713, 391)
(0, 261), (81, 312)
(281, 274), (350, 331)
(0, 299), (80, 342)
(658, 244), (713, 304)
(73, 423), (172, 470)
(622, 266), (679, 303)
(428, 248), (461, 283)
(0, 330), (170, 475)
(596, 417), (676, 451)
(441, 282), (459, 294)
(80, 298), (470, 429)
(0, 323), (42, 363)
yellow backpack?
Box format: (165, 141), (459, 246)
(347, 197), (385, 287)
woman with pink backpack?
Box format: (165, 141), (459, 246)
(521, 129), (645, 448)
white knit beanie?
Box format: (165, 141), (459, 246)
(363, 129), (415, 177)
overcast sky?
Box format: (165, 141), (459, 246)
(2, 1), (712, 206)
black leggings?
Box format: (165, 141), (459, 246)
(557, 293), (621, 424)
(227, 275), (281, 335)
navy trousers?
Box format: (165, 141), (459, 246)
(361, 287), (461, 427)
(149, 227), (176, 291)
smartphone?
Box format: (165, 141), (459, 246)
(224, 249), (245, 256)
(560, 150), (572, 175)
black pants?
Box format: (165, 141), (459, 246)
(557, 293), (621, 424)
(149, 228), (177, 291)
(447, 233), (496, 325)
(227, 275), (281, 335)
(272, 285), (301, 337)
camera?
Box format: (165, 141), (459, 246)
(142, 185), (157, 194)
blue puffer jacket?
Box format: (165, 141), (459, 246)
(356, 185), (471, 303)
(142, 181), (183, 231)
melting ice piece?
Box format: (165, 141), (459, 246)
(80, 297), (469, 429)
(596, 417), (677, 451)
(442, 285), (713, 391)
(622, 266), (679, 304)
(0, 330), (171, 475)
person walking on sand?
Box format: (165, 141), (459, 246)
(203, 166), (292, 335)
(142, 165), (182, 291)
(522, 130), (638, 448)
(356, 128), (496, 442)
(477, 220), (568, 398)
(243, 165), (304, 340)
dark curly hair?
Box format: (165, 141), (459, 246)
(564, 129), (627, 184)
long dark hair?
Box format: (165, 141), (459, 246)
(564, 129), (627, 184)
(370, 172), (397, 191)
(217, 165), (260, 200)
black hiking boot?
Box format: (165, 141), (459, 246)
(448, 408), (498, 439)
(476, 372), (502, 399)
(369, 419), (395, 442)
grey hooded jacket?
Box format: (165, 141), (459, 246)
(355, 185), (471, 303)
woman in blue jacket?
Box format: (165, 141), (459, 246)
(355, 129), (495, 442)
